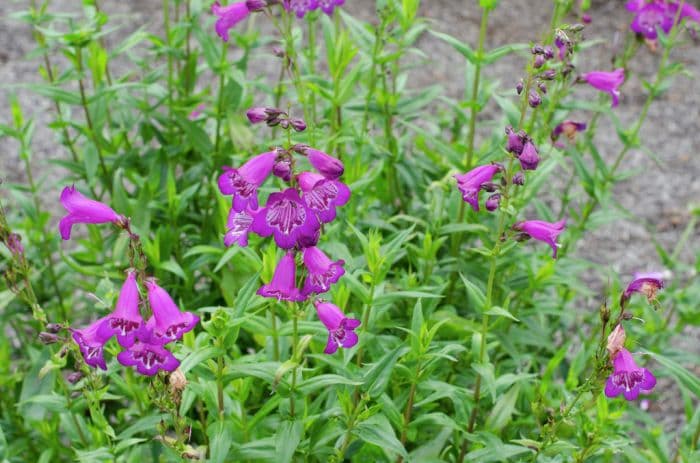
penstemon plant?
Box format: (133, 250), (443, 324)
(1, 0), (700, 462)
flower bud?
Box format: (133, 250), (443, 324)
(512, 172), (525, 185)
(518, 141), (540, 170)
(169, 368), (188, 393)
(540, 69), (556, 80)
(246, 107), (269, 124)
(290, 118), (307, 132)
(528, 90), (541, 108)
(67, 371), (84, 384)
(516, 79), (524, 95)
(6, 233), (24, 256)
(39, 332), (59, 344)
(538, 82), (547, 94)
(531, 45), (545, 55)
(46, 323), (63, 333)
(279, 119), (290, 129)
(305, 148), (344, 180)
(582, 14), (592, 24)
(245, 0), (267, 11)
(534, 55), (545, 69)
(480, 182), (499, 193)
(543, 46), (554, 60)
(485, 194), (501, 212)
(506, 126), (524, 155)
(272, 158), (293, 182)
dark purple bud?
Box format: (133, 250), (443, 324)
(272, 46), (285, 58)
(46, 323), (63, 333)
(534, 55), (545, 69)
(519, 141), (540, 170)
(306, 148), (344, 180)
(538, 82), (547, 94)
(543, 46), (554, 60)
(540, 69), (557, 80)
(6, 233), (24, 256)
(480, 182), (499, 193)
(528, 90), (541, 108)
(514, 232), (531, 242)
(506, 126), (524, 155)
(245, 0), (267, 11)
(246, 107), (268, 124)
(297, 228), (320, 248)
(531, 45), (545, 55)
(485, 194), (501, 212)
(67, 371), (84, 384)
(516, 80), (524, 95)
(290, 118), (307, 132)
(273, 158), (293, 182)
(279, 119), (290, 129)
(512, 172), (525, 185)
(582, 14), (592, 24)
(622, 312), (634, 320)
(39, 332), (59, 344)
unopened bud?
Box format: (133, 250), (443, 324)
(480, 182), (499, 193)
(540, 69), (556, 80)
(6, 233), (24, 256)
(512, 172), (525, 185)
(246, 107), (268, 124)
(622, 312), (634, 320)
(531, 45), (545, 55)
(245, 0), (266, 11)
(528, 90), (541, 108)
(290, 118), (307, 132)
(485, 194), (501, 212)
(543, 46), (554, 60)
(67, 371), (84, 384)
(46, 323), (63, 333)
(39, 332), (59, 344)
(516, 80), (524, 95)
(582, 14), (592, 24)
(272, 158), (292, 182)
(534, 55), (545, 69)
(538, 82), (547, 94)
(272, 46), (285, 58)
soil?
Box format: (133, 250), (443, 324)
(1, 0), (698, 441)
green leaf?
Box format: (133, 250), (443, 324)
(355, 414), (407, 458)
(644, 350), (700, 396)
(430, 31), (476, 62)
(208, 420), (233, 463)
(485, 385), (520, 432)
(275, 420), (303, 463)
(297, 374), (363, 394)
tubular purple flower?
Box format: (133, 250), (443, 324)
(301, 246), (345, 296)
(298, 171), (351, 223)
(630, 1), (674, 39)
(71, 317), (111, 370)
(59, 185), (124, 240)
(305, 148), (344, 180)
(284, 0), (319, 18)
(218, 151), (276, 212)
(454, 164), (501, 212)
(211, 1), (252, 42)
(583, 68), (625, 107)
(314, 300), (360, 354)
(98, 271), (143, 348)
(117, 320), (180, 376)
(622, 272), (665, 304)
(551, 120), (587, 146)
(146, 279), (199, 343)
(251, 188), (320, 249)
(513, 219), (566, 258)
(257, 252), (304, 301)
(605, 348), (656, 400)
(518, 141), (540, 171)
(224, 207), (255, 247)
(246, 107), (270, 123)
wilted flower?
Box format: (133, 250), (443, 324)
(622, 272), (665, 304)
(211, 1), (265, 42)
(551, 120), (587, 146)
(605, 347), (656, 400)
(251, 188), (320, 249)
(224, 207), (255, 247)
(582, 68), (625, 107)
(304, 148), (344, 180)
(117, 320), (180, 376)
(518, 141), (540, 171)
(59, 186), (124, 240)
(98, 271), (143, 348)
(218, 151), (277, 212)
(71, 317), (111, 370)
(257, 252), (304, 301)
(5, 232), (24, 257)
(314, 300), (360, 354)
(301, 246), (345, 296)
(512, 219), (566, 258)
(454, 164), (502, 212)
(298, 171), (351, 223)
(606, 323), (627, 358)
(146, 279), (199, 343)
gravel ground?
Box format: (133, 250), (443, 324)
(1, 0), (698, 438)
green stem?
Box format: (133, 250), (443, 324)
(217, 336), (225, 418)
(214, 42), (228, 158)
(290, 303), (299, 418)
(271, 302), (280, 361)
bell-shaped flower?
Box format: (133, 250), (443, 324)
(71, 317), (111, 370)
(605, 347), (656, 400)
(251, 188), (320, 249)
(622, 272), (665, 304)
(306, 148), (344, 180)
(314, 300), (360, 354)
(117, 320), (180, 376)
(218, 151), (276, 212)
(59, 185), (125, 240)
(146, 279), (199, 343)
(301, 246), (345, 296)
(211, 1), (265, 42)
(98, 271), (143, 348)
(454, 164), (501, 211)
(257, 252), (304, 301)
(628, 0), (674, 39)
(513, 219), (566, 258)
(582, 69), (625, 107)
(224, 207), (256, 247)
(298, 171), (351, 223)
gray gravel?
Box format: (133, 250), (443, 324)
(1, 0), (698, 439)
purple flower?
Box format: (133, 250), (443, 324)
(518, 141), (540, 171)
(98, 271), (143, 348)
(257, 252), (304, 301)
(146, 279), (199, 343)
(555, 35), (569, 60)
(314, 300), (360, 354)
(284, 0), (319, 18)
(454, 164), (501, 212)
(551, 120), (587, 147)
(605, 348), (656, 400)
(224, 207), (255, 247)
(218, 151), (276, 212)
(506, 126), (525, 155)
(305, 148), (344, 180)
(513, 219), (566, 258)
(301, 246), (345, 296)
(318, 0), (344, 15)
(246, 106), (284, 125)
(188, 103), (206, 120)
(273, 158), (293, 182)
(59, 186), (124, 240)
(71, 317), (111, 370)
(298, 171), (351, 223)
(211, 1), (263, 42)
(582, 68), (625, 107)
(117, 320), (180, 376)
(5, 233), (24, 257)
(251, 188), (320, 249)
(622, 272), (665, 303)
(629, 1), (674, 39)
